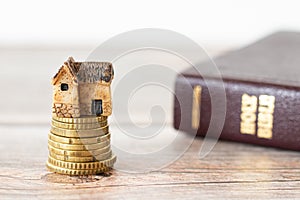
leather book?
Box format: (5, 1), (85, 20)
(174, 31), (300, 151)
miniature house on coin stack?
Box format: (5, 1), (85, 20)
(51, 57), (114, 118)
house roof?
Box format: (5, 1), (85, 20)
(52, 57), (114, 85)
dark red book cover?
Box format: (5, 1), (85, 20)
(174, 31), (300, 151)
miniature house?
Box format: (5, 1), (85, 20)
(52, 57), (114, 118)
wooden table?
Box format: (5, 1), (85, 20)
(1, 124), (300, 199)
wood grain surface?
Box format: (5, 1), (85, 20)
(1, 124), (300, 199)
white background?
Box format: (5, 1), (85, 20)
(0, 0), (299, 49)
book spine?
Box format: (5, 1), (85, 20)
(174, 74), (300, 151)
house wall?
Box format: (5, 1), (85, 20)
(78, 82), (112, 116)
(52, 68), (80, 118)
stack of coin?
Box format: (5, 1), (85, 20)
(46, 115), (116, 175)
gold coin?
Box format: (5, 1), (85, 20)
(49, 151), (96, 162)
(47, 154), (117, 170)
(48, 150), (112, 162)
(48, 144), (111, 157)
(50, 126), (109, 138)
(48, 138), (110, 151)
(46, 162), (111, 175)
(48, 131), (111, 145)
(49, 149), (112, 162)
(52, 115), (107, 124)
(94, 151), (113, 161)
(52, 120), (107, 130)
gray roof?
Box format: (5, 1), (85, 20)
(53, 57), (114, 84)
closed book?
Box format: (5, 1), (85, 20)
(174, 31), (300, 151)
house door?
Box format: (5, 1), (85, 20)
(91, 99), (103, 116)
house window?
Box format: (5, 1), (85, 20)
(61, 83), (69, 91)
(92, 99), (103, 116)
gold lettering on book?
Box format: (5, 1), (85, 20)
(257, 95), (275, 139)
(240, 94), (257, 135)
(240, 94), (275, 139)
(192, 85), (202, 129)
